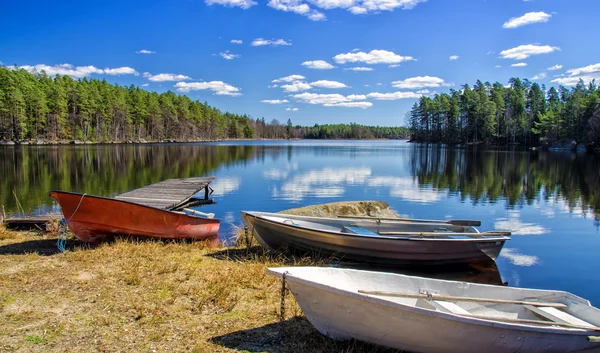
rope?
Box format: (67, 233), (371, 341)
(57, 193), (86, 253)
(279, 271), (289, 339)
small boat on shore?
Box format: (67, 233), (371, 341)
(270, 267), (600, 353)
(49, 177), (220, 244)
(241, 211), (510, 265)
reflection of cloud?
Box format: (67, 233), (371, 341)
(494, 211), (549, 235)
(264, 163), (298, 180)
(223, 212), (235, 224)
(273, 167), (371, 201)
(367, 176), (444, 203)
(500, 248), (539, 267)
(210, 177), (241, 196)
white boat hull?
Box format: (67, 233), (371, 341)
(270, 268), (600, 353)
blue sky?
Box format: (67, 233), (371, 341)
(1, 0), (599, 126)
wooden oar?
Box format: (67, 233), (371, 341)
(378, 231), (511, 237)
(338, 215), (481, 227)
(358, 290), (567, 309)
(589, 336), (600, 342)
(183, 208), (215, 219)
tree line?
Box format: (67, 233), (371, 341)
(0, 66), (408, 142)
(408, 78), (600, 148)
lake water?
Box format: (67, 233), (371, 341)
(1, 140), (599, 305)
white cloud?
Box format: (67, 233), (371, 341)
(511, 62), (528, 67)
(310, 80), (347, 89)
(503, 12), (551, 29)
(266, 0), (424, 19)
(19, 63), (140, 78)
(143, 72), (192, 82)
(495, 65), (502, 68)
(103, 67), (139, 75)
(500, 248), (539, 267)
(230, 39), (243, 44)
(267, 0), (326, 20)
(205, 0), (257, 9)
(219, 51), (241, 60)
(500, 44), (560, 60)
(261, 99), (289, 104)
(388, 64), (401, 68)
(141, 83), (149, 87)
(325, 101), (372, 108)
(301, 60), (335, 69)
(416, 89), (430, 94)
(449, 55), (460, 61)
(174, 81), (242, 96)
(251, 38), (292, 46)
(391, 76), (451, 89)
(366, 91), (422, 100)
(344, 67), (373, 71)
(136, 49), (155, 54)
(333, 49), (415, 65)
(548, 64), (563, 71)
(281, 81), (313, 92)
(531, 72), (547, 80)
(272, 74), (305, 83)
(286, 107), (299, 111)
(293, 92), (371, 108)
(551, 62), (600, 86)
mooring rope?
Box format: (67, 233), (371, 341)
(57, 193), (86, 252)
(279, 271), (289, 339)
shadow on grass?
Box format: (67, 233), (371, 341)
(209, 317), (400, 353)
(0, 238), (86, 256)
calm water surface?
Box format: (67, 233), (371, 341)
(1, 140), (599, 304)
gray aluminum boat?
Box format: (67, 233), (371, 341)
(241, 211), (510, 265)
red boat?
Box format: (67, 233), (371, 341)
(49, 178), (220, 245)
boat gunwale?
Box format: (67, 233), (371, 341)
(268, 267), (596, 335)
(49, 190), (221, 222)
(243, 211), (510, 242)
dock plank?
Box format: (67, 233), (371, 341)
(115, 176), (215, 210)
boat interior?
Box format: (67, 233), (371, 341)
(256, 213), (508, 240)
(272, 267), (600, 331)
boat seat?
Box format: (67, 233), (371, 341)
(342, 226), (379, 236)
(524, 305), (595, 328)
(417, 299), (471, 316)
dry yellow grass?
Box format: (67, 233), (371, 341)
(0, 225), (396, 353)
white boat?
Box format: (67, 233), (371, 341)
(269, 267), (600, 353)
(242, 211), (510, 265)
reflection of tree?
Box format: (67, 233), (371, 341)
(410, 145), (600, 220)
(0, 144), (273, 212)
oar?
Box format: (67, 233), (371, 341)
(358, 290), (567, 309)
(183, 208), (215, 219)
(338, 215), (481, 227)
(378, 231), (511, 237)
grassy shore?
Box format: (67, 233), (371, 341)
(0, 225), (395, 353)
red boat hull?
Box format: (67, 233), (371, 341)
(49, 191), (221, 245)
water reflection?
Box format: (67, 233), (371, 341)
(494, 211), (549, 235)
(272, 167), (372, 201)
(499, 248), (540, 267)
(353, 261), (506, 286)
(367, 176), (445, 203)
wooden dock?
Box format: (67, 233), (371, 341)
(2, 212), (62, 229)
(114, 176), (215, 210)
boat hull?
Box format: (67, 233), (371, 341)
(242, 212), (505, 265)
(50, 191), (220, 245)
(271, 268), (600, 353)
